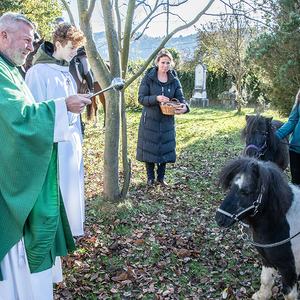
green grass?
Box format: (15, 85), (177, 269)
(54, 106), (289, 300)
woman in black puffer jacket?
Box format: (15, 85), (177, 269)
(136, 49), (190, 187)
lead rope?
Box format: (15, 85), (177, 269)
(239, 224), (300, 248)
(218, 185), (300, 248)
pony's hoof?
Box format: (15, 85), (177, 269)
(252, 292), (270, 300)
(252, 293), (259, 300)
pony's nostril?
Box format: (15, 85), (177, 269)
(247, 148), (258, 157)
(215, 213), (225, 227)
(216, 218), (224, 226)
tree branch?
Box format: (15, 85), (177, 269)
(121, 0), (136, 78)
(125, 0), (215, 87)
(60, 0), (75, 26)
(86, 0), (96, 20)
(132, 12), (166, 41)
(131, 0), (189, 38)
(131, 0), (161, 37)
(115, 0), (122, 48)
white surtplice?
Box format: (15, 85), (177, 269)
(26, 63), (85, 237)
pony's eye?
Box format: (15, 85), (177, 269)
(241, 190), (251, 197)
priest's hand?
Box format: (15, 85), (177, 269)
(65, 94), (92, 114)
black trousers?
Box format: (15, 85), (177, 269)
(289, 150), (300, 185)
(145, 162), (166, 181)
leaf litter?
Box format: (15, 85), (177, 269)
(54, 108), (287, 299)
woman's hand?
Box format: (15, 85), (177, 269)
(175, 103), (187, 115)
(157, 95), (170, 103)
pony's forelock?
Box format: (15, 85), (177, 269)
(241, 115), (261, 139)
(219, 157), (256, 190)
(219, 158), (293, 216)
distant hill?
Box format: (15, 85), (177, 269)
(93, 32), (198, 60)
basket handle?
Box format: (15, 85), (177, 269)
(170, 98), (179, 104)
(160, 98), (179, 107)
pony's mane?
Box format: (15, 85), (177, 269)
(219, 157), (293, 216)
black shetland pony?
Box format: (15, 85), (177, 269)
(241, 114), (289, 170)
(215, 157), (300, 300)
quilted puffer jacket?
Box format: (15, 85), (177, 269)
(136, 66), (189, 164)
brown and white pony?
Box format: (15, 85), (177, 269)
(18, 37), (44, 79)
(69, 53), (107, 129)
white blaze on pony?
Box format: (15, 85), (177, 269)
(234, 174), (245, 189)
(215, 157), (300, 300)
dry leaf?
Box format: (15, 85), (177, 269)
(177, 249), (191, 257)
(134, 239), (146, 245)
(157, 261), (167, 269)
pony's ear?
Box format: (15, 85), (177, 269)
(266, 117), (273, 124)
(39, 36), (45, 45)
(251, 162), (260, 181)
(245, 115), (250, 121)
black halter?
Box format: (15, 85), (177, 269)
(217, 185), (265, 228)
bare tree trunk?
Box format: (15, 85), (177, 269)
(103, 90), (121, 202)
(237, 76), (242, 113)
(78, 0), (121, 202)
(120, 92), (131, 199)
(101, 0), (122, 202)
(120, 0), (135, 199)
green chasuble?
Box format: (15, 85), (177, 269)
(0, 55), (75, 280)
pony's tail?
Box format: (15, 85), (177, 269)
(86, 103), (93, 121)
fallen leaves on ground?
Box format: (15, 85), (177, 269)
(54, 109), (286, 300)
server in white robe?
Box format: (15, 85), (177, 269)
(26, 24), (87, 237)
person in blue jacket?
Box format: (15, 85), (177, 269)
(136, 48), (190, 187)
(276, 90), (300, 184)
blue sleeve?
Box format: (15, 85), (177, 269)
(276, 103), (299, 140)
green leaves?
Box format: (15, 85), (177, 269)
(247, 0), (300, 114)
(0, 0), (63, 41)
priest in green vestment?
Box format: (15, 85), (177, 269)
(0, 12), (91, 300)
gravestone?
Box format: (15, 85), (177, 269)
(189, 62), (209, 107)
(220, 91), (236, 109)
(220, 74), (236, 109)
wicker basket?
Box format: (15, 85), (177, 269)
(159, 98), (184, 115)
